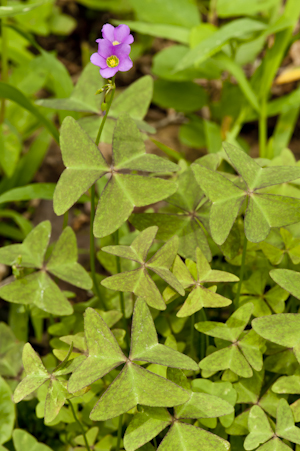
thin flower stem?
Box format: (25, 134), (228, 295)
(153, 436), (158, 448)
(116, 413), (123, 451)
(68, 400), (91, 451)
(89, 76), (116, 310)
(95, 75), (116, 146)
(0, 0), (8, 124)
(114, 228), (130, 351)
(90, 184), (105, 310)
(234, 234), (248, 308)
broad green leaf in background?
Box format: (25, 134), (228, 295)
(113, 20), (190, 44)
(153, 80), (208, 113)
(101, 227), (184, 310)
(0, 183), (55, 205)
(0, 82), (59, 142)
(196, 304), (265, 377)
(175, 19), (266, 72)
(192, 142), (300, 244)
(0, 0), (53, 18)
(130, 155), (221, 260)
(68, 305), (192, 421)
(13, 429), (53, 451)
(270, 269), (300, 304)
(0, 376), (15, 445)
(235, 271), (289, 317)
(0, 221), (92, 316)
(54, 115), (178, 237)
(0, 123), (21, 177)
(216, 0), (280, 17)
(129, 0), (200, 28)
(163, 248), (238, 317)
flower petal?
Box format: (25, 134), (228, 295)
(100, 66), (119, 78)
(123, 34), (134, 45)
(90, 52), (106, 68)
(118, 56), (133, 72)
(114, 43), (131, 59)
(102, 23), (115, 42)
(97, 39), (114, 58)
(114, 24), (131, 43)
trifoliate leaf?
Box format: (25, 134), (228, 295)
(276, 399), (300, 445)
(244, 405), (273, 450)
(101, 227), (183, 310)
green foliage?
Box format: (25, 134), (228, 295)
(0, 221), (92, 315)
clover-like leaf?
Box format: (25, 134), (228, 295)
(192, 142), (300, 244)
(129, 298), (198, 370)
(130, 161), (220, 261)
(261, 228), (300, 265)
(276, 399), (300, 445)
(270, 268), (300, 303)
(14, 343), (50, 403)
(196, 304), (264, 377)
(0, 222), (91, 316)
(237, 271), (288, 317)
(54, 115), (178, 237)
(123, 369), (232, 451)
(272, 375), (300, 394)
(164, 247), (238, 317)
(244, 405), (274, 450)
(0, 220), (50, 268)
(13, 343), (74, 424)
(68, 304), (192, 421)
(101, 227), (184, 310)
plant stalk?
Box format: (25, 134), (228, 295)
(68, 400), (91, 451)
(90, 184), (105, 310)
(234, 234), (248, 307)
(115, 228), (130, 350)
(259, 96), (267, 158)
(89, 76), (116, 310)
(0, 0), (8, 124)
(116, 414), (123, 451)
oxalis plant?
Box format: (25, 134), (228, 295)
(3, 22), (300, 451)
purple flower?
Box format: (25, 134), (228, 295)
(90, 24), (134, 78)
(101, 24), (134, 46)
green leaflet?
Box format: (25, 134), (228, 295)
(54, 115), (178, 237)
(13, 429), (53, 451)
(101, 227), (184, 310)
(196, 304), (265, 377)
(0, 222), (91, 316)
(244, 406), (273, 450)
(164, 248), (238, 317)
(244, 399), (300, 450)
(192, 142), (300, 244)
(0, 377), (15, 445)
(68, 302), (197, 421)
(252, 313), (300, 349)
(0, 322), (23, 377)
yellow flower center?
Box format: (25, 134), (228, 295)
(113, 40), (120, 46)
(106, 55), (119, 68)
